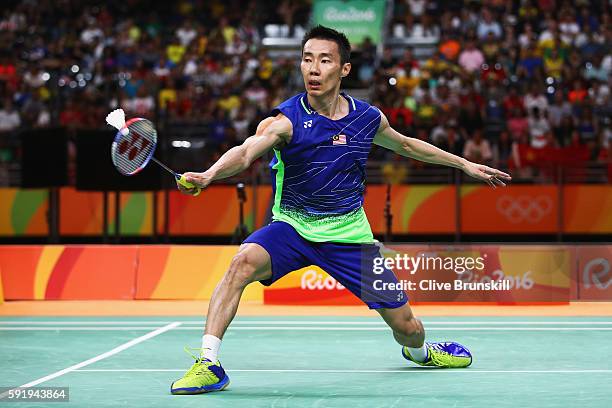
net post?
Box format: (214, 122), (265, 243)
(114, 190), (121, 243)
(102, 190), (109, 243)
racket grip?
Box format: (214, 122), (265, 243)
(176, 174), (201, 196)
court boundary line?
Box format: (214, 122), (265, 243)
(73, 368), (612, 374)
(2, 320), (612, 325)
(2, 326), (612, 331)
(0, 322), (181, 400)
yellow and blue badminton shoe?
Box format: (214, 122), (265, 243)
(170, 348), (230, 395)
(402, 342), (472, 368)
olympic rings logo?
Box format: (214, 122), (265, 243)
(496, 195), (553, 224)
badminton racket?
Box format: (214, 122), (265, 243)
(105, 109), (201, 196)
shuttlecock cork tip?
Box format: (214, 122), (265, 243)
(106, 108), (128, 135)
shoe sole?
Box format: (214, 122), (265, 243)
(171, 375), (230, 395)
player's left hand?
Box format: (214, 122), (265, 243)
(462, 161), (511, 188)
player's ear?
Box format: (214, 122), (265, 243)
(341, 62), (351, 78)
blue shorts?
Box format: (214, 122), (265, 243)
(243, 221), (408, 309)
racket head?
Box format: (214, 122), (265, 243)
(111, 117), (158, 175)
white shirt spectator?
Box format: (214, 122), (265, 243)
(601, 54), (611, 72)
(176, 26), (197, 47)
(477, 21), (502, 39)
(81, 25), (103, 44)
(559, 21), (579, 45)
(528, 116), (551, 148)
(183, 58), (198, 76)
(245, 86), (268, 108)
(0, 107), (21, 132)
(37, 109), (50, 127)
(232, 117), (250, 141)
(24, 69), (46, 88)
(407, 0), (426, 17)
(548, 101), (572, 127)
(225, 39), (248, 56)
(524, 93), (549, 115)
(124, 96), (155, 117)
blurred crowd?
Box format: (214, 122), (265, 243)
(372, 0), (611, 181)
(0, 0), (309, 175)
(0, 0), (610, 184)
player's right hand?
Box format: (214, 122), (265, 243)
(177, 171), (212, 195)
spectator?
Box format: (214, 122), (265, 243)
(458, 40), (485, 74)
(208, 108), (230, 147)
(507, 106), (530, 141)
(544, 48), (564, 80)
(0, 99), (20, 132)
(463, 129), (493, 164)
(524, 83), (549, 116)
(124, 87), (155, 117)
(176, 20), (198, 47)
(477, 9), (503, 40)
(517, 45), (544, 79)
(528, 107), (552, 148)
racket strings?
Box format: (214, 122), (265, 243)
(111, 119), (158, 175)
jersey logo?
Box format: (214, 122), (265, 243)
(303, 120), (313, 128)
(332, 134), (347, 145)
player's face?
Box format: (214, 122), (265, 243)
(301, 39), (351, 96)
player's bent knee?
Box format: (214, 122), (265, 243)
(224, 244), (271, 287)
(225, 253), (257, 287)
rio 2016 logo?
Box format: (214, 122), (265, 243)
(300, 269), (345, 290)
(583, 258), (611, 290)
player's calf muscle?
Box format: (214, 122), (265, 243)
(392, 318), (425, 347)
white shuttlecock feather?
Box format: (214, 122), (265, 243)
(106, 108), (129, 136)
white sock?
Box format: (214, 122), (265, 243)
(406, 344), (428, 362)
(201, 334), (221, 362)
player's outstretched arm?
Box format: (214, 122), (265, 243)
(178, 114), (292, 194)
(373, 111), (511, 187)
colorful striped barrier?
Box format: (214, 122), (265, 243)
(2, 185), (612, 236)
(0, 245), (609, 303)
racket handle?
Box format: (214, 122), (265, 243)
(176, 174), (201, 197)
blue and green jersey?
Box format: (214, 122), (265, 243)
(269, 92), (382, 243)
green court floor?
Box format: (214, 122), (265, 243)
(1, 316), (611, 407)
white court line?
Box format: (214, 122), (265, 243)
(2, 320), (612, 325)
(74, 368), (612, 374)
(0, 322), (181, 400)
(3, 326), (612, 331)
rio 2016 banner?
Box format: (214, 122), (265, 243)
(0, 244), (609, 302)
(313, 0), (386, 45)
(264, 245), (574, 305)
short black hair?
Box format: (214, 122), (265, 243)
(301, 25), (351, 65)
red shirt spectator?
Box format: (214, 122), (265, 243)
(503, 88), (525, 118)
(59, 100), (86, 128)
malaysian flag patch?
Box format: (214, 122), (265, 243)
(332, 134), (347, 145)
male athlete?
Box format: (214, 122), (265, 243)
(170, 26), (511, 394)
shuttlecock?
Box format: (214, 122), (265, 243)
(106, 108), (129, 136)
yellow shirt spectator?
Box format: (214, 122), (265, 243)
(218, 95), (241, 113)
(167, 44), (186, 64)
(158, 88), (177, 110)
(258, 58), (273, 81)
(544, 55), (564, 80)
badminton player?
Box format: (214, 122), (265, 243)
(170, 25), (511, 394)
